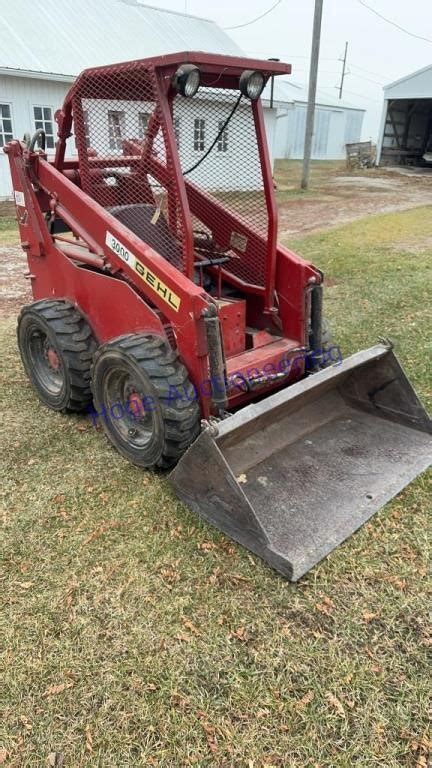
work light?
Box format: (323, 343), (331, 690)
(172, 64), (201, 97)
(239, 70), (265, 100)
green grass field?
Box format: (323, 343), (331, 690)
(1, 207), (431, 766)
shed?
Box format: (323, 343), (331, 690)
(263, 79), (365, 161)
(377, 65), (432, 167)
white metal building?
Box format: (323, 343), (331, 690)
(377, 65), (432, 167)
(264, 79), (365, 161)
(0, 0), (365, 198)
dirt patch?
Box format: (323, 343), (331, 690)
(0, 200), (16, 217)
(278, 169), (432, 237)
(330, 176), (403, 190)
(0, 245), (32, 318)
(392, 235), (432, 253)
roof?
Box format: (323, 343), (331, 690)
(0, 0), (242, 77)
(0, 0), (364, 113)
(384, 63), (432, 91)
(262, 78), (365, 112)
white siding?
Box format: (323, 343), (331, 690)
(273, 103), (364, 160)
(0, 75), (70, 197)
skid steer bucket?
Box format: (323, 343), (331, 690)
(170, 344), (431, 580)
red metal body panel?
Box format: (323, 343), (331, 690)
(5, 51), (322, 421)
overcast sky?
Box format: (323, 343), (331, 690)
(148, 0), (432, 139)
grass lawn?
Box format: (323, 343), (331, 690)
(0, 217), (19, 246)
(1, 207), (431, 767)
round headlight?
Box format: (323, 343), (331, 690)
(172, 64), (200, 98)
(239, 70), (265, 100)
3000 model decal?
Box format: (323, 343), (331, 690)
(105, 231), (181, 312)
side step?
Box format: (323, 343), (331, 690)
(169, 344), (431, 580)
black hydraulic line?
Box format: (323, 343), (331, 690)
(29, 129), (46, 152)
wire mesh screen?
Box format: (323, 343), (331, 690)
(174, 88), (269, 287)
(72, 65), (270, 288)
(72, 64), (186, 272)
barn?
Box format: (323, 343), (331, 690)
(0, 0), (366, 198)
(377, 65), (432, 167)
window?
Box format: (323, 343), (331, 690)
(0, 104), (13, 148)
(173, 117), (180, 149)
(138, 112), (150, 139)
(193, 118), (205, 151)
(33, 106), (55, 149)
(108, 110), (125, 150)
(217, 120), (228, 152)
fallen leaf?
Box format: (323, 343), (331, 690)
(0, 751), (7, 765)
(227, 626), (248, 642)
(196, 711), (217, 754)
(175, 633), (192, 643)
(19, 715), (32, 731)
(182, 618), (201, 636)
(42, 682), (74, 698)
(315, 595), (335, 614)
(236, 473), (247, 483)
(85, 724), (93, 753)
(326, 692), (345, 717)
(83, 520), (120, 546)
(17, 581), (33, 590)
(363, 611), (378, 623)
(197, 541), (216, 552)
(296, 690), (314, 709)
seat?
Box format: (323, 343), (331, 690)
(108, 203), (183, 269)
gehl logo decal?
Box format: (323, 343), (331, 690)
(105, 232), (181, 312)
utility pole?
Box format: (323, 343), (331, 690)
(339, 41), (348, 99)
(301, 0), (323, 190)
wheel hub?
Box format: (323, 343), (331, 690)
(46, 345), (61, 371)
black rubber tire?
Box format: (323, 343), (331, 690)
(17, 299), (97, 412)
(91, 334), (200, 469)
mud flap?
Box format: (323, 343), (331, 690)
(169, 344), (431, 580)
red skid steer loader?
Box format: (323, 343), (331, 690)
(6, 53), (431, 580)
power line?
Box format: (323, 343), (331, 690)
(357, 0), (432, 44)
(223, 0), (283, 30)
(349, 63), (390, 81)
(347, 71), (385, 87)
(320, 85), (381, 103)
(244, 50), (339, 60)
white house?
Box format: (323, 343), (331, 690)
(0, 0), (365, 199)
(377, 64), (432, 167)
